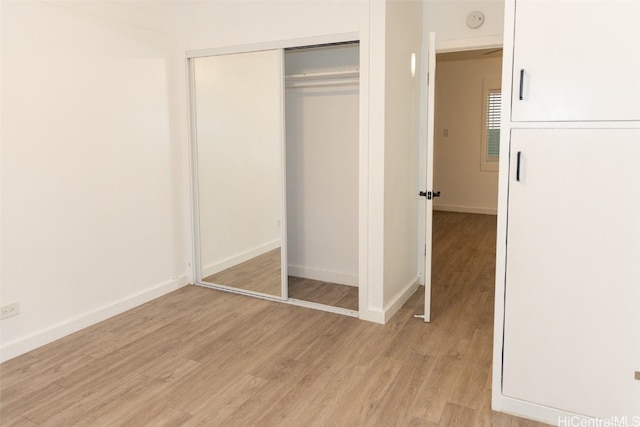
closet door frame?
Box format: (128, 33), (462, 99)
(186, 33), (363, 313)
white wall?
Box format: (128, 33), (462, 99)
(0, 0), (190, 361)
(0, 0), (509, 362)
(285, 46), (359, 287)
(194, 51), (283, 278)
(433, 54), (501, 214)
(176, 1), (362, 51)
(424, 0), (504, 50)
(382, 0), (423, 316)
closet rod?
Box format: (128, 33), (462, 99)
(285, 77), (359, 89)
(285, 69), (359, 81)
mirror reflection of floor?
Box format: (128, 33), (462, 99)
(202, 248), (282, 297)
(201, 247), (358, 310)
(288, 277), (358, 311)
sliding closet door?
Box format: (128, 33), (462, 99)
(192, 49), (287, 299)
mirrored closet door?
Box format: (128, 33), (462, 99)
(191, 49), (287, 299)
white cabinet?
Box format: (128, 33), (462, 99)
(511, 0), (640, 122)
(497, 0), (640, 423)
(503, 128), (640, 419)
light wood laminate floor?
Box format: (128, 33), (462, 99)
(0, 212), (550, 426)
(202, 248), (282, 297)
(288, 277), (358, 311)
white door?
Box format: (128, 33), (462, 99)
(503, 128), (640, 419)
(511, 0), (640, 122)
(419, 33), (436, 322)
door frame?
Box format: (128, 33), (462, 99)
(417, 36), (504, 321)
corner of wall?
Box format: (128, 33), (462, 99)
(383, 276), (420, 323)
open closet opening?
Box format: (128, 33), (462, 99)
(284, 42), (360, 313)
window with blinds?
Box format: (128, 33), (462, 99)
(486, 90), (501, 159)
(481, 88), (501, 171)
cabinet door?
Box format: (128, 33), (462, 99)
(511, 1), (640, 122)
(503, 129), (640, 419)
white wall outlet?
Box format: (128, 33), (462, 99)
(1, 302), (20, 320)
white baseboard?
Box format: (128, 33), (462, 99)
(433, 204), (497, 215)
(357, 307), (385, 324)
(383, 276), (421, 323)
(0, 276), (189, 363)
(357, 276), (421, 324)
(288, 265), (358, 287)
(201, 239), (280, 278)
(493, 395), (613, 427)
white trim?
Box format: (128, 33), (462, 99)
(383, 276), (421, 323)
(0, 277), (189, 363)
(358, 306), (385, 324)
(492, 395), (610, 427)
(288, 265), (358, 287)
(422, 32), (437, 323)
(286, 298), (358, 318)
(186, 58), (202, 284)
(195, 283), (358, 318)
(196, 281), (283, 302)
(357, 0), (371, 325)
(436, 35), (503, 53)
(201, 239), (281, 279)
(434, 204), (497, 215)
(278, 49), (289, 301)
(186, 32), (360, 59)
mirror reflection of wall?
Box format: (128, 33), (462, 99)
(193, 50), (284, 298)
(284, 43), (360, 311)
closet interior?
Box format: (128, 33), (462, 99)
(284, 42), (360, 312)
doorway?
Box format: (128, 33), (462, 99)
(433, 48), (502, 216)
(426, 47), (503, 320)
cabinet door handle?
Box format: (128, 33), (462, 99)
(516, 151), (522, 181)
(519, 69), (525, 100)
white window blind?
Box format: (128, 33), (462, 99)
(486, 90), (501, 159)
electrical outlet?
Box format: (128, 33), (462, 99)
(1, 302), (20, 320)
